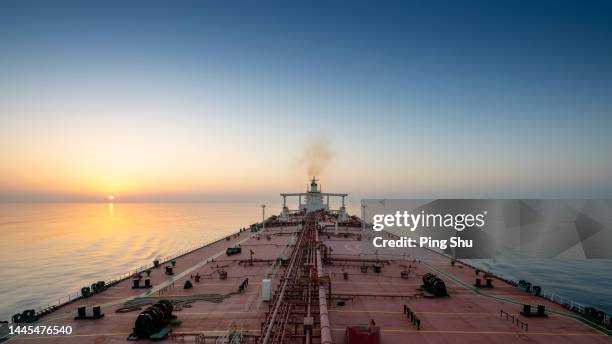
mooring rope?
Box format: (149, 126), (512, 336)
(115, 293), (227, 313)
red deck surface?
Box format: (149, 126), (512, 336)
(8, 228), (292, 343)
(7, 221), (611, 343)
(322, 229), (611, 344)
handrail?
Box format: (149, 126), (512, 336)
(383, 229), (612, 327)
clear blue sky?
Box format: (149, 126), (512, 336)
(1, 0), (611, 201)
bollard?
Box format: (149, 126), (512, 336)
(77, 306), (86, 319)
(523, 304), (531, 315)
(93, 306), (102, 318)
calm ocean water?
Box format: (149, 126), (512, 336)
(467, 258), (612, 315)
(1, 203), (611, 321)
(0, 203), (262, 321)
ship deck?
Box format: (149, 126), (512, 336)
(6, 217), (611, 344)
(321, 228), (611, 344)
(7, 227), (294, 343)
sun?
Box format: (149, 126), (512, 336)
(108, 195), (115, 201)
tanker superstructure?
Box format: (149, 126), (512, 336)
(280, 177), (348, 220)
(2, 178), (611, 344)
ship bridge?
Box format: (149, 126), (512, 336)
(280, 177), (348, 220)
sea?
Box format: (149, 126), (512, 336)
(1, 203), (611, 321)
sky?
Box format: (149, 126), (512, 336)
(1, 0), (612, 202)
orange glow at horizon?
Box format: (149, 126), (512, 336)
(0, 115), (312, 200)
